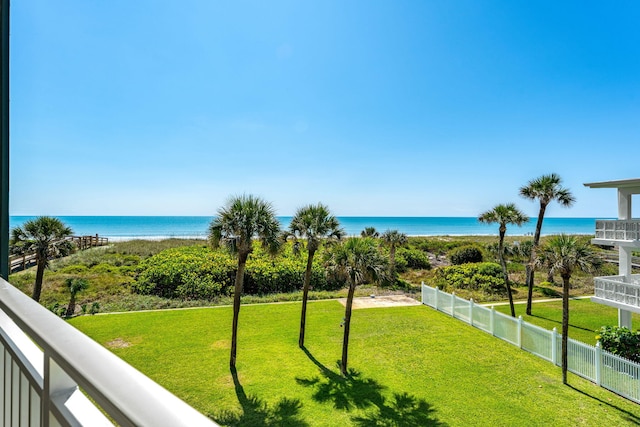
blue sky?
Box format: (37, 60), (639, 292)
(9, 1), (640, 217)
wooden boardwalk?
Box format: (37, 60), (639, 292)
(9, 235), (109, 273)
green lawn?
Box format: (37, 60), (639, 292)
(493, 298), (640, 345)
(70, 301), (640, 426)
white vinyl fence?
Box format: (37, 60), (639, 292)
(421, 283), (640, 404)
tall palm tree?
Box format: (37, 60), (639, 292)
(380, 229), (408, 282)
(209, 195), (281, 369)
(10, 216), (73, 302)
(519, 173), (575, 315)
(478, 204), (529, 317)
(288, 203), (344, 348)
(326, 237), (387, 376)
(65, 277), (89, 317)
(537, 234), (601, 385)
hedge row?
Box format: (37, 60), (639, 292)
(132, 245), (340, 299)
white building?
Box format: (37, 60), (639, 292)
(584, 178), (640, 329)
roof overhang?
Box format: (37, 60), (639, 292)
(584, 178), (640, 193)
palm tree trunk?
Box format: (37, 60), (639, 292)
(341, 280), (356, 376)
(299, 249), (315, 348)
(561, 274), (570, 385)
(526, 204), (547, 315)
(32, 256), (46, 302)
(498, 229), (515, 317)
(230, 252), (248, 369)
(389, 246), (396, 282)
(66, 293), (77, 317)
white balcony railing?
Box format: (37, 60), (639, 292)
(593, 275), (640, 310)
(594, 220), (640, 241)
(0, 277), (218, 426)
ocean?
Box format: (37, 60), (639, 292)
(9, 216), (601, 241)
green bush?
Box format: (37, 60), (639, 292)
(91, 263), (120, 273)
(449, 245), (484, 265)
(597, 326), (640, 363)
(58, 264), (89, 274)
(243, 244), (335, 294)
(409, 238), (472, 255)
(398, 248), (431, 270)
(393, 253), (409, 273)
(133, 246), (236, 299)
(133, 243), (339, 299)
(434, 262), (505, 294)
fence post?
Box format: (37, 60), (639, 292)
(434, 287), (439, 311)
(551, 328), (558, 366)
(469, 299), (474, 327)
(595, 341), (602, 386)
(517, 316), (523, 348)
(451, 292), (455, 317)
(490, 306), (495, 336)
(421, 282), (425, 305)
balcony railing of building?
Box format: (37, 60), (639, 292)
(0, 277), (218, 426)
(594, 220), (640, 242)
(593, 275), (640, 311)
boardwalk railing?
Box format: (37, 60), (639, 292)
(421, 283), (640, 404)
(9, 235), (109, 273)
(0, 277), (218, 426)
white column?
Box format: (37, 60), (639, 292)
(618, 247), (633, 329)
(618, 189), (632, 220)
(619, 246), (632, 277)
(619, 309), (632, 329)
(617, 190), (633, 329)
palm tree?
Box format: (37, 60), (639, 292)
(478, 204), (529, 317)
(360, 227), (379, 238)
(537, 234), (601, 385)
(288, 203), (344, 348)
(209, 195), (281, 369)
(519, 173), (575, 315)
(65, 278), (89, 317)
(380, 229), (408, 282)
(10, 216), (73, 302)
(326, 237), (387, 376)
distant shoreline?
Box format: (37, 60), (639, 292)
(9, 216), (599, 240)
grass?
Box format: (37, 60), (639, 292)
(494, 298), (640, 345)
(70, 301), (640, 426)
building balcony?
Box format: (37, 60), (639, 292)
(592, 220), (640, 247)
(592, 275), (640, 314)
(0, 277), (218, 426)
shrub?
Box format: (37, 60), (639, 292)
(392, 253), (409, 273)
(449, 245), (484, 265)
(398, 248), (431, 270)
(133, 246), (236, 299)
(58, 264), (89, 274)
(244, 245), (334, 294)
(597, 326), (640, 363)
(409, 238), (472, 255)
(434, 262), (505, 294)
(91, 263), (119, 273)
(134, 243), (338, 299)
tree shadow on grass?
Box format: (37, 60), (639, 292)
(213, 367), (309, 427)
(529, 313), (595, 333)
(352, 392), (448, 427)
(566, 384), (640, 426)
(298, 347), (446, 426)
(297, 346), (385, 410)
